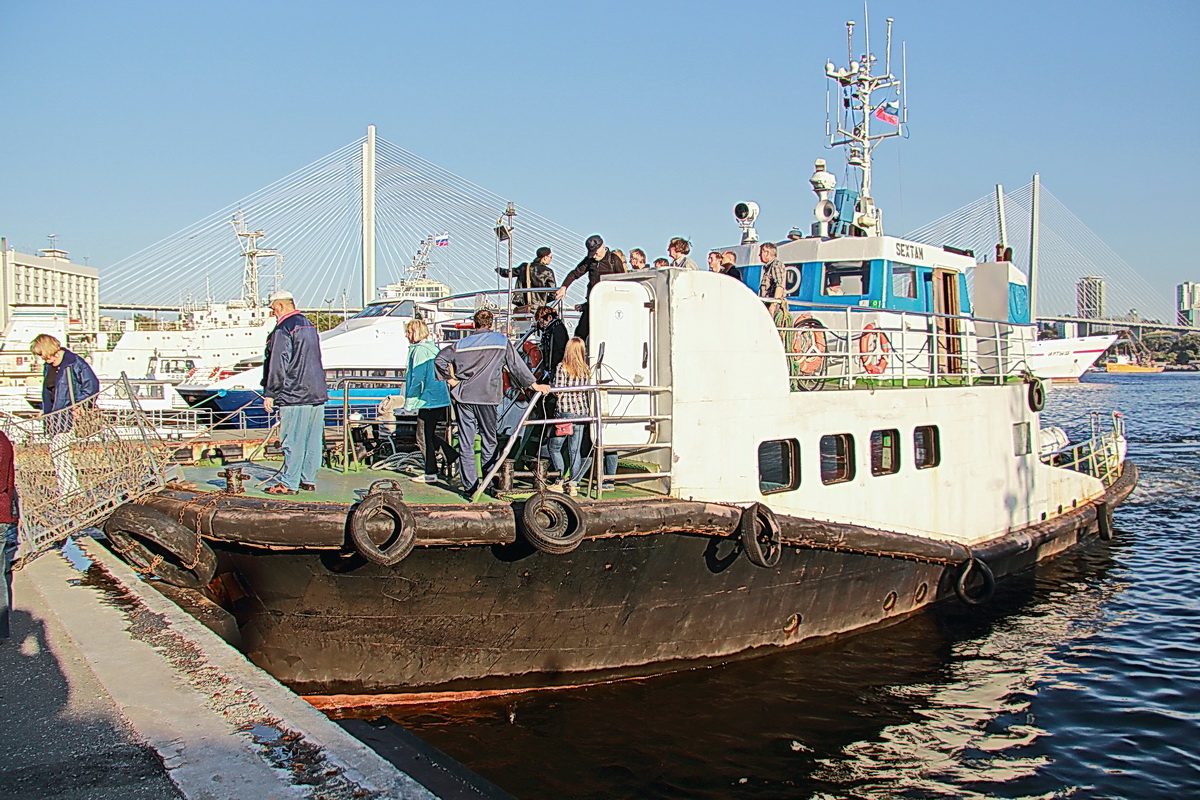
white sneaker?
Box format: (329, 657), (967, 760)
(544, 482), (565, 493)
(411, 474), (438, 484)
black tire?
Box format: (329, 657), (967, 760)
(1027, 379), (1047, 412)
(739, 503), (781, 568)
(348, 492), (416, 567)
(954, 557), (995, 605)
(104, 505), (217, 590)
(1097, 501), (1115, 541)
(521, 494), (586, 555)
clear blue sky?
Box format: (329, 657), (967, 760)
(2, 0), (1197, 295)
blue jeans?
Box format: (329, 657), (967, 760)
(550, 423), (617, 485)
(1, 523), (17, 639)
(278, 404), (325, 490)
(549, 423), (586, 485)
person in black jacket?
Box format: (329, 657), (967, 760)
(534, 305), (568, 382)
(496, 247), (556, 310)
(262, 291), (328, 495)
(554, 235), (625, 340)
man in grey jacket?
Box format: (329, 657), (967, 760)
(435, 309), (551, 498)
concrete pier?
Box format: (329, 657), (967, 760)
(0, 539), (510, 800)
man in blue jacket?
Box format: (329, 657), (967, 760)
(262, 292), (328, 495)
(435, 309), (550, 498)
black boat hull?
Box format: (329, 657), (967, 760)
(206, 462), (1137, 696)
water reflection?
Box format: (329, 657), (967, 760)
(344, 376), (1200, 799)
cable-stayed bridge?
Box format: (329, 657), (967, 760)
(104, 132), (1180, 335)
(102, 127), (588, 312)
(906, 180), (1182, 333)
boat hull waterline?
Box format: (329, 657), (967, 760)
(138, 462), (1136, 697)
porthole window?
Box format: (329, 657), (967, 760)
(870, 429), (901, 476)
(820, 434), (855, 484)
(914, 425), (940, 469)
(758, 439), (800, 494)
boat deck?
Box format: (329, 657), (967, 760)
(176, 462), (660, 506)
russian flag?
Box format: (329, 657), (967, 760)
(434, 233), (450, 247)
(873, 104), (899, 125)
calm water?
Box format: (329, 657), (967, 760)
(353, 374), (1200, 798)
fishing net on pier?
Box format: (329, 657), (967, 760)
(0, 376), (172, 565)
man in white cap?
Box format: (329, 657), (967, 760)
(262, 291), (328, 494)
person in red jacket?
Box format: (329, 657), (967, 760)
(0, 430), (19, 640)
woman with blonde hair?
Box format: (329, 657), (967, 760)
(31, 333), (98, 496)
(403, 319), (457, 483)
(548, 338), (617, 493)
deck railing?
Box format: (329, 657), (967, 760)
(1039, 411), (1126, 486)
(767, 300), (1035, 392)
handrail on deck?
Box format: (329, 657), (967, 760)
(474, 382), (672, 502)
(765, 298), (1034, 390)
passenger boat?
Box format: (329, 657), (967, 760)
(1029, 334), (1118, 381)
(103, 14), (1137, 698)
(178, 237), (456, 427)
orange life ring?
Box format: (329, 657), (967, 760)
(858, 323), (891, 374)
(792, 314), (827, 375)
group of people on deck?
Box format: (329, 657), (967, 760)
(253, 233), (793, 499)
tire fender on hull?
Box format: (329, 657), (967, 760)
(521, 493), (586, 555)
(104, 504), (217, 589)
(1096, 501), (1115, 541)
(953, 556), (995, 605)
(348, 491), (416, 567)
(739, 502), (782, 568)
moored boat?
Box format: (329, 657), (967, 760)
(103, 13), (1138, 699)
(1030, 334), (1118, 381)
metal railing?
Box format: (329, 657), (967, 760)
(1, 374), (168, 564)
(767, 300), (1035, 392)
(1039, 411), (1126, 486)
(472, 382), (673, 502)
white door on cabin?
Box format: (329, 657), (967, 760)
(591, 280), (654, 448)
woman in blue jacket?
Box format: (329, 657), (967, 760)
(404, 319), (457, 483)
(31, 334), (99, 415)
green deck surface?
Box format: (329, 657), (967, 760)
(177, 462), (658, 505)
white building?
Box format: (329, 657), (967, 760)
(0, 241), (100, 333)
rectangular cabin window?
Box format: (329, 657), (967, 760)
(891, 265), (917, 299)
(823, 261), (871, 297)
(870, 429), (901, 476)
(1013, 422), (1032, 456)
(914, 425), (941, 469)
(819, 434), (856, 484)
(758, 439), (800, 494)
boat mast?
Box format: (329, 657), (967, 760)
(825, 14), (904, 236)
(995, 184), (1008, 251)
(1029, 172), (1041, 322)
(230, 212), (278, 306)
(362, 124), (378, 308)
